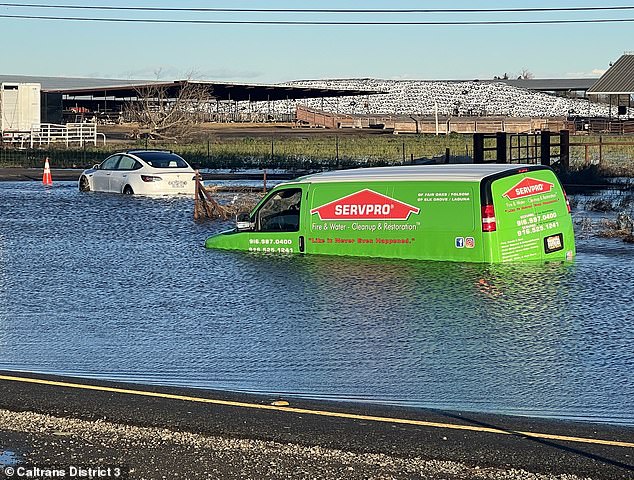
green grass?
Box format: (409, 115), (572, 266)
(569, 136), (634, 176)
(135, 133), (474, 169)
(1, 133), (633, 175)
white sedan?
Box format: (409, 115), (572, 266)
(78, 150), (196, 196)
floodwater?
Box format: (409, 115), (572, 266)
(0, 449), (17, 466)
(0, 181), (633, 425)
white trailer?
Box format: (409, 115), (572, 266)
(1, 82), (41, 132)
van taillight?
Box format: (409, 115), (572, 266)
(481, 204), (497, 232)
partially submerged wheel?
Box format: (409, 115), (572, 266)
(79, 175), (90, 192)
(123, 185), (134, 195)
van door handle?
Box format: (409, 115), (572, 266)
(299, 235), (305, 253)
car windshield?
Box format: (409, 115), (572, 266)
(133, 151), (189, 168)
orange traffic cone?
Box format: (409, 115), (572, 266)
(42, 157), (53, 186)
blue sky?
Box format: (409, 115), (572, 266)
(0, 1), (630, 83)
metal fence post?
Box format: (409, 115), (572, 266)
(559, 129), (569, 172)
(540, 131), (551, 166)
(473, 133), (484, 164)
(496, 132), (507, 163)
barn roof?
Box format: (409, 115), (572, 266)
(587, 54), (634, 95)
(0, 75), (379, 101)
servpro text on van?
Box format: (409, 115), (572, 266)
(204, 164), (575, 263)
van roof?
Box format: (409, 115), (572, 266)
(296, 164), (539, 184)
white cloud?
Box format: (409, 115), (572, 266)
(565, 69), (606, 78)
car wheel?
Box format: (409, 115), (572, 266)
(79, 175), (91, 192)
(123, 185), (134, 195)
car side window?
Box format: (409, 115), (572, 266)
(255, 188), (302, 232)
(117, 156), (137, 170)
(100, 155), (120, 170)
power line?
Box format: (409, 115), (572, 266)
(1, 3), (634, 14)
(0, 13), (633, 25)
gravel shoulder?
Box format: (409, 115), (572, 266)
(0, 409), (596, 480)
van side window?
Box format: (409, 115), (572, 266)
(255, 188), (302, 232)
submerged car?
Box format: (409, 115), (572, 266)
(78, 150), (196, 196)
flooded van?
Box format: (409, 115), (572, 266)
(205, 164), (575, 263)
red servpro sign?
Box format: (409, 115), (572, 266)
(310, 189), (420, 221)
(503, 177), (554, 200)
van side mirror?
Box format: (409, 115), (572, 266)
(236, 212), (253, 231)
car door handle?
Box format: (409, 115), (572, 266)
(299, 235), (305, 253)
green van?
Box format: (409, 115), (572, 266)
(204, 164), (575, 263)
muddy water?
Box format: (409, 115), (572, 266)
(0, 181), (632, 425)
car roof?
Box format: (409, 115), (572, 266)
(295, 164), (542, 184)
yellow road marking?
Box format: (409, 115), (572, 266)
(1, 374), (632, 449)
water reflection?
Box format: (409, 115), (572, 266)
(0, 449), (18, 467)
(0, 181), (632, 425)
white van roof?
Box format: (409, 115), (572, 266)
(297, 164), (539, 184)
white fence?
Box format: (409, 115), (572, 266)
(1, 123), (106, 148)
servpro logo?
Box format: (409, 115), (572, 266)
(310, 189), (420, 221)
(503, 177), (554, 200)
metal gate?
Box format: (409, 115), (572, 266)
(474, 130), (569, 170)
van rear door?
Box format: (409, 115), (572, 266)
(482, 166), (575, 262)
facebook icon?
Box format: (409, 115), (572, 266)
(455, 237), (465, 248)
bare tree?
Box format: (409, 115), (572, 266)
(518, 68), (534, 80)
(125, 80), (213, 140)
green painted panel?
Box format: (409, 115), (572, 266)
(488, 169), (576, 262)
(306, 181), (480, 261)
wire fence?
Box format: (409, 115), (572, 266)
(1, 134), (633, 173)
(0, 136), (473, 170)
(0, 146), (104, 169)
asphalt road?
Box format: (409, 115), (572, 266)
(0, 371), (632, 479)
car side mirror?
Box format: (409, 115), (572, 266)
(236, 212), (253, 231)
(92, 164), (100, 170)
